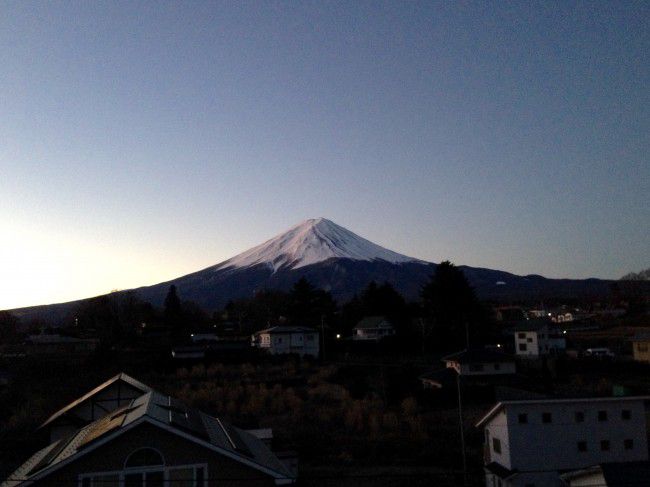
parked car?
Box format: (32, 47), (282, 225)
(584, 348), (615, 359)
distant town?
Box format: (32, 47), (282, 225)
(1, 257), (649, 486)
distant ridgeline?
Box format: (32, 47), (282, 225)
(8, 218), (641, 325)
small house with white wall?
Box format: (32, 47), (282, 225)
(476, 396), (650, 487)
(251, 326), (319, 357)
(513, 321), (565, 358)
(443, 349), (516, 376)
(352, 316), (395, 341)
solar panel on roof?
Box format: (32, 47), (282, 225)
(78, 403), (134, 448)
(216, 419), (253, 457)
(28, 432), (77, 475)
(157, 398), (210, 441)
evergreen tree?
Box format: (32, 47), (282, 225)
(420, 261), (485, 349)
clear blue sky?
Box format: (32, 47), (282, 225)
(1, 1), (648, 309)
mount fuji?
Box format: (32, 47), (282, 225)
(130, 217), (612, 309)
(9, 218), (618, 322)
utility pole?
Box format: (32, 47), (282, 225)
(456, 372), (468, 487)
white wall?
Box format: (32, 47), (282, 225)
(254, 331), (319, 357)
(485, 410), (511, 469)
(505, 400), (648, 471)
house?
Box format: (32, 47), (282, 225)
(443, 349), (516, 377)
(512, 321), (566, 358)
(352, 316), (395, 341)
(476, 396), (650, 487)
(3, 391), (295, 487)
(494, 306), (527, 322)
(40, 373), (151, 443)
(420, 349), (516, 389)
(561, 461), (650, 487)
(631, 334), (650, 363)
(251, 326), (319, 357)
(26, 334), (99, 356)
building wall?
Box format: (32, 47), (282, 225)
(254, 332), (319, 357)
(484, 410), (511, 469)
(505, 400), (648, 472)
(36, 422), (277, 487)
(514, 331), (540, 357)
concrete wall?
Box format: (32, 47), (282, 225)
(484, 410), (511, 469)
(255, 332), (319, 357)
(505, 400), (648, 472)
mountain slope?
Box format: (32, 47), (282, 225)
(214, 218), (422, 272)
(7, 218), (628, 324)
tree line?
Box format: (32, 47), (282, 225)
(0, 261), (491, 351)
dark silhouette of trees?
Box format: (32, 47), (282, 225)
(0, 311), (20, 344)
(164, 285), (181, 319)
(420, 261), (485, 349)
(287, 277), (336, 327)
(164, 285), (186, 342)
(360, 281), (408, 329)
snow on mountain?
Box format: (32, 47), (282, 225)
(215, 218), (423, 272)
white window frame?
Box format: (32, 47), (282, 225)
(78, 463), (208, 487)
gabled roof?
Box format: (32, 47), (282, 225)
(476, 396), (650, 428)
(354, 316), (393, 330)
(442, 349), (514, 364)
(6, 391), (294, 486)
(253, 326), (317, 335)
(40, 373), (151, 428)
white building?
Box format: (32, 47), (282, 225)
(251, 326), (319, 357)
(513, 322), (565, 358)
(443, 349), (516, 377)
(352, 316), (395, 341)
(476, 396), (650, 487)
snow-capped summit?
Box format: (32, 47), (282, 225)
(215, 218), (422, 272)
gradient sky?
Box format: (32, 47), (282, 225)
(1, 1), (648, 310)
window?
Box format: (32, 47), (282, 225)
(600, 440), (610, 451)
(518, 413), (528, 424)
(518, 333), (526, 339)
(575, 411), (585, 423)
(519, 343), (527, 352)
(542, 412), (552, 423)
(624, 439), (634, 450)
(80, 465), (207, 487)
(638, 343), (648, 352)
(598, 411), (608, 422)
(125, 448), (164, 468)
(492, 438), (502, 454)
(622, 409), (631, 420)
(527, 338), (533, 343)
(577, 441), (587, 452)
